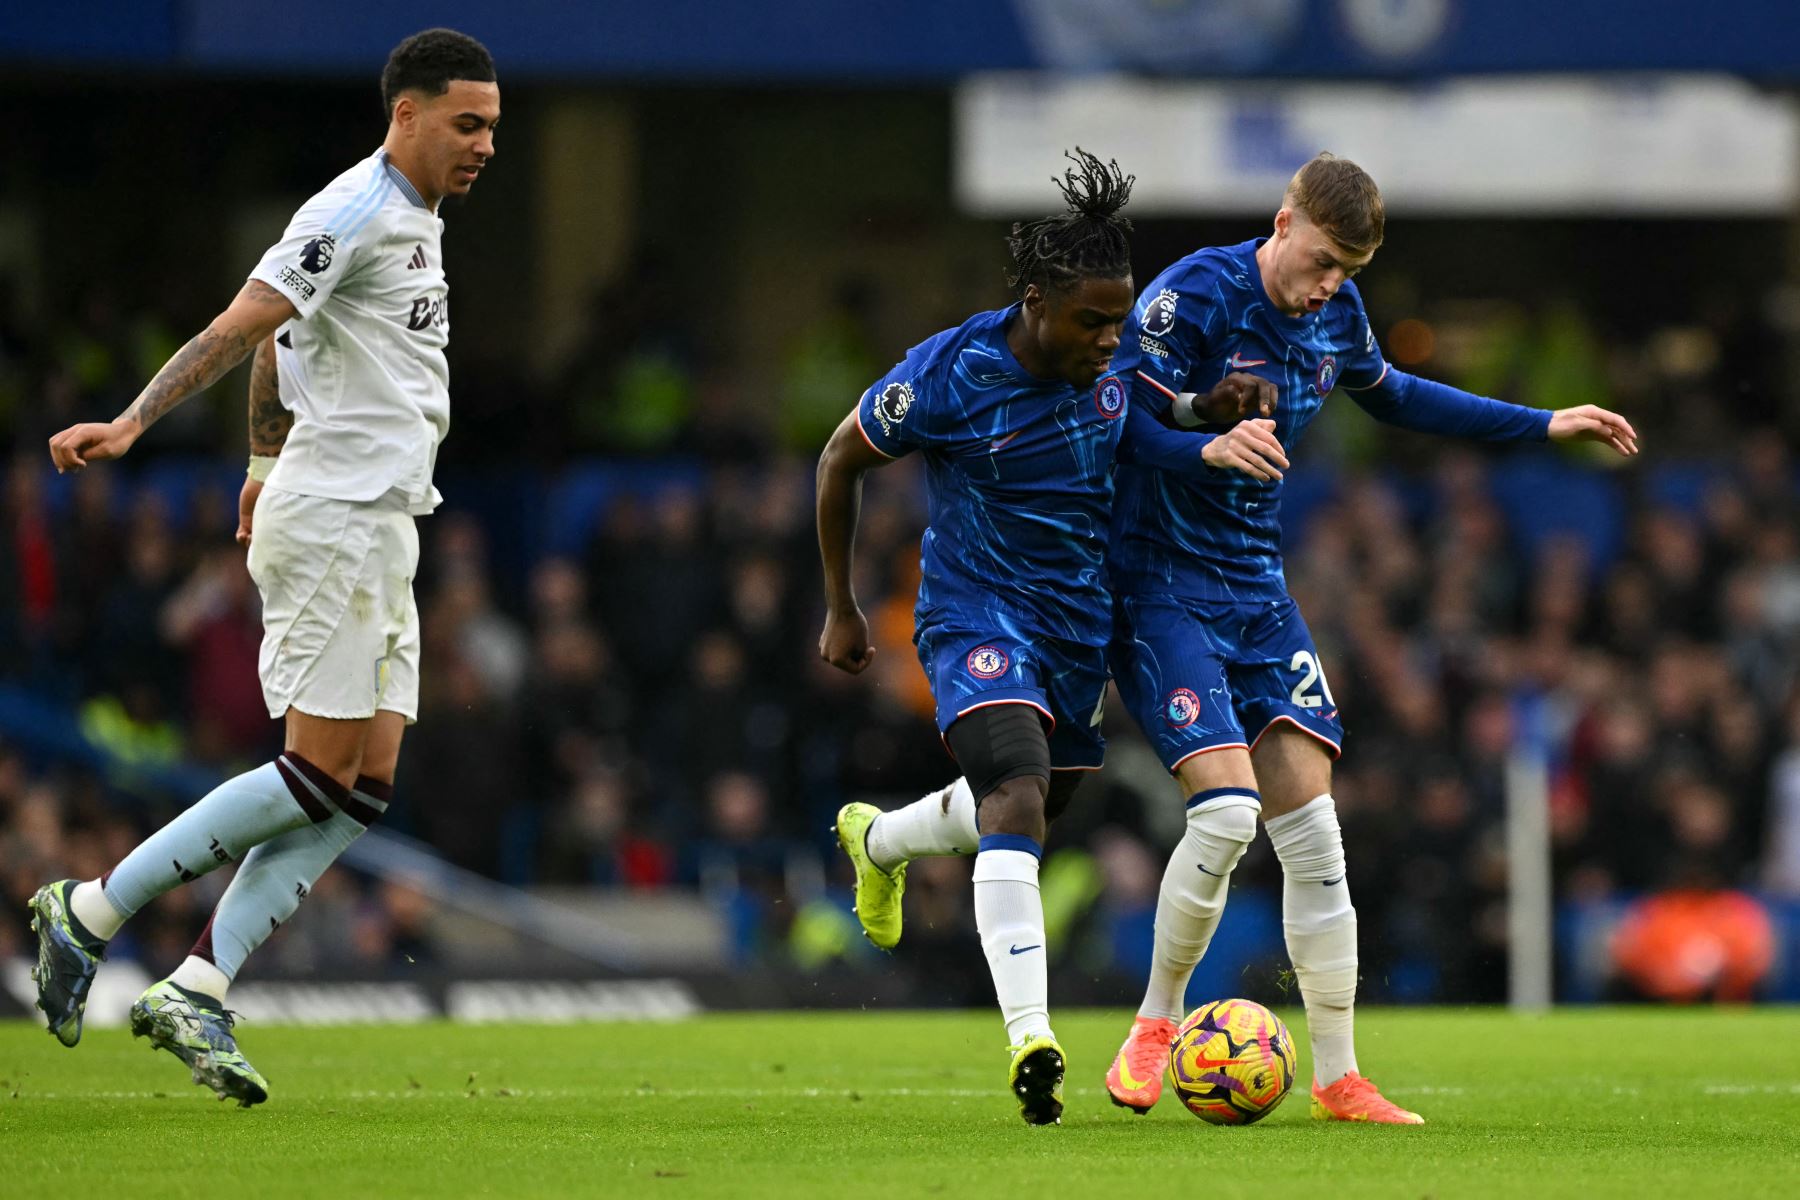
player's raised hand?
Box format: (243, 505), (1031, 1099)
(236, 477), (264, 548)
(819, 606), (877, 674)
(1547, 405), (1639, 457)
(47, 417), (142, 473)
(1199, 372), (1278, 423)
(1201, 417), (1288, 482)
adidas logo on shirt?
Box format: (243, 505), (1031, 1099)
(405, 245), (428, 270)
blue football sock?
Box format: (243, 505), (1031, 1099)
(98, 754), (344, 923)
(191, 775), (391, 985)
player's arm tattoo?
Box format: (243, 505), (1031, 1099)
(119, 325), (251, 431)
(247, 334), (291, 456)
(119, 279), (295, 432)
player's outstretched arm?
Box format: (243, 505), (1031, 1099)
(1347, 367), (1550, 444)
(1547, 404), (1639, 457)
(816, 407), (895, 675)
(48, 280), (297, 474)
(1350, 368), (1640, 457)
(237, 334), (289, 548)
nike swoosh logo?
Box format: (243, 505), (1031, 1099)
(989, 431), (1023, 451)
(1009, 944), (1041, 955)
(1116, 1054), (1156, 1091)
(1322, 875), (1345, 886)
(1186, 1055), (1247, 1071)
(1197, 863), (1226, 877)
(1227, 353), (1267, 369)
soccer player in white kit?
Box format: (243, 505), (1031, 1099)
(30, 29), (500, 1105)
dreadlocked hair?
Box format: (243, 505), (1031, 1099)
(1006, 148), (1135, 297)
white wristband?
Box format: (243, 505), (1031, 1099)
(1171, 392), (1204, 428)
(247, 455), (277, 483)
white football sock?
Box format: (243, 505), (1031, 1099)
(865, 778), (978, 871)
(69, 879), (125, 941)
(1139, 790), (1261, 1022)
(169, 955), (232, 1003)
(1266, 793), (1359, 1087)
(972, 839), (1052, 1045)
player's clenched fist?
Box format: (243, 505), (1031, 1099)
(819, 606), (877, 674)
(236, 477), (264, 548)
(1202, 371), (1278, 423)
(1201, 417), (1288, 482)
(48, 418), (141, 473)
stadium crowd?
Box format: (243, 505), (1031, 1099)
(2, 272), (1798, 1003)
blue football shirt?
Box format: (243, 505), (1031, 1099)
(857, 304), (1131, 646)
(1107, 238), (1389, 602)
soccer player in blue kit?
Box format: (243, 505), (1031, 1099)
(816, 152), (1135, 1125)
(818, 151), (1260, 1125)
(1102, 152), (1639, 1123)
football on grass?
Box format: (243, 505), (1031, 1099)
(1169, 998), (1297, 1125)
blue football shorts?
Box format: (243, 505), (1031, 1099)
(916, 620), (1109, 770)
(1111, 591), (1344, 773)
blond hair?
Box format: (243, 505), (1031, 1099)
(1285, 152), (1384, 257)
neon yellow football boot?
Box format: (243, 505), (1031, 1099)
(131, 979), (270, 1107)
(1008, 1033), (1066, 1126)
(28, 879), (106, 1047)
(835, 802), (906, 950)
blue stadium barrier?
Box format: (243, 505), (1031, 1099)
(135, 458), (248, 531)
(1486, 454), (1628, 573)
(0, 683), (224, 803)
(1102, 887), (1288, 1008)
(0, 452), (1729, 608)
(538, 460), (708, 559)
(0, 449), (1755, 615)
(1641, 461), (1729, 517)
(6, 456), (713, 575)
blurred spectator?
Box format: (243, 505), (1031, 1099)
(559, 251), (701, 455)
(160, 547), (270, 763)
(1610, 888), (1775, 1002)
(400, 651), (522, 878)
(545, 766), (672, 886)
(779, 277), (883, 451)
(688, 771), (791, 963)
(1762, 695), (1800, 897)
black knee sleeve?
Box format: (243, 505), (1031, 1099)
(946, 702), (1051, 804)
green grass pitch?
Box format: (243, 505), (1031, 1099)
(5, 1008), (1797, 1197)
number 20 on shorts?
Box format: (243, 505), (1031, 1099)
(1288, 650), (1335, 709)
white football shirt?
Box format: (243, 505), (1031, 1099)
(249, 149), (451, 514)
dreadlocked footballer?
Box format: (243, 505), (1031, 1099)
(816, 147), (1274, 1125)
(1006, 149), (1135, 296)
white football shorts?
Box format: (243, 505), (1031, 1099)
(246, 485), (422, 723)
